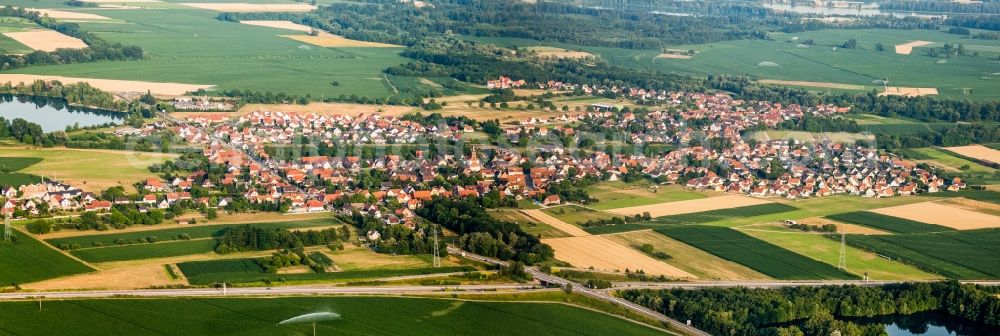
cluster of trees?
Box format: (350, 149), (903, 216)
(340, 212), (446, 255)
(215, 225), (349, 253)
(621, 281), (1000, 336)
(0, 6), (143, 71)
(417, 197), (553, 264)
(257, 249), (334, 274)
(788, 222), (838, 233)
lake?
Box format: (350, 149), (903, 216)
(0, 95), (125, 132)
(857, 312), (1000, 336)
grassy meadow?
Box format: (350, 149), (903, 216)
(0, 147), (175, 193)
(0, 296), (667, 336)
(586, 182), (706, 210)
(738, 226), (938, 280)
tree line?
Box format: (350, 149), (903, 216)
(620, 281), (1000, 336)
(215, 225), (349, 253)
(416, 197), (553, 264)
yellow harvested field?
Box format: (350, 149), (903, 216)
(23, 264), (181, 290)
(871, 201), (1000, 230)
(654, 53), (693, 60)
(543, 235), (694, 277)
(2, 30), (87, 52)
(180, 3), (316, 11)
(608, 195), (771, 218)
(240, 20), (313, 32)
(282, 33), (401, 48)
(0, 74), (213, 96)
(943, 145), (1000, 164)
(880, 87), (938, 97)
(759, 79), (865, 90)
(23, 8), (111, 20)
(895, 40), (933, 55)
(519, 209), (590, 237)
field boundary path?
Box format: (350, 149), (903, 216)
(520, 209), (590, 236)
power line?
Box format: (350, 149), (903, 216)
(838, 232), (847, 270)
(432, 226), (440, 268)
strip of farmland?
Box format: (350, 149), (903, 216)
(845, 229), (1000, 279)
(655, 226), (859, 280)
(825, 211), (954, 234)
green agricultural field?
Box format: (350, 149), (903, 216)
(586, 182), (706, 210)
(541, 205), (617, 225)
(739, 227), (938, 280)
(178, 256), (473, 285)
(70, 238), (218, 263)
(905, 147), (997, 173)
(584, 203), (800, 234)
(0, 157), (42, 171)
(0, 17), (37, 54)
(0, 230), (94, 285)
(46, 219), (339, 248)
(846, 229), (1000, 279)
(469, 29), (1000, 100)
(656, 203), (799, 224)
(918, 190), (1000, 204)
(54, 219), (344, 263)
(6, 8), (432, 99)
(655, 226), (859, 280)
(0, 296), (666, 336)
(0, 156), (43, 187)
(0, 172), (42, 187)
(826, 211), (955, 234)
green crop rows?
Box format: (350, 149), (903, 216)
(826, 211), (954, 234)
(655, 226), (859, 280)
(0, 230), (93, 285)
(0, 296), (665, 336)
(846, 229), (1000, 279)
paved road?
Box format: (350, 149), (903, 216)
(0, 284), (543, 300)
(447, 247), (709, 336)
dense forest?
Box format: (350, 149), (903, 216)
(0, 6), (144, 71)
(621, 281), (1000, 336)
(881, 1), (1000, 14)
(416, 197), (553, 264)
